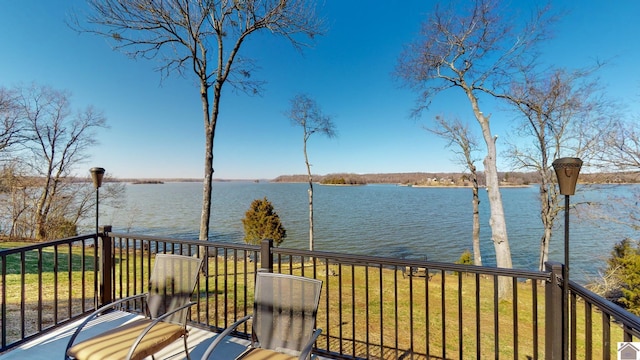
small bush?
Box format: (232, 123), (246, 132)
(453, 250), (473, 276)
(241, 197), (286, 246)
(46, 217), (78, 240)
(456, 249), (473, 265)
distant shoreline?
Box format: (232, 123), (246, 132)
(100, 170), (639, 186)
(318, 183), (366, 187)
(411, 184), (532, 188)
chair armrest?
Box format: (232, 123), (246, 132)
(201, 314), (253, 359)
(124, 301), (198, 360)
(65, 293), (148, 356)
(298, 328), (322, 360)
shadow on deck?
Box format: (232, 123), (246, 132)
(0, 311), (256, 360)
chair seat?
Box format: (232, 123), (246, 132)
(240, 348), (298, 360)
(66, 318), (186, 360)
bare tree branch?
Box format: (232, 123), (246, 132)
(503, 65), (617, 270)
(0, 87), (25, 155)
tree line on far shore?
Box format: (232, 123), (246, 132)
(272, 171), (640, 186)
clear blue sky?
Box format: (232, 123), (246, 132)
(1, 1), (638, 179)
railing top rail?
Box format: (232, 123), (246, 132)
(107, 232), (259, 252)
(106, 231), (549, 280)
(273, 244), (549, 280)
(1, 231), (549, 282)
(0, 234), (96, 256)
(570, 279), (640, 336)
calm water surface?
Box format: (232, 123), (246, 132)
(91, 181), (638, 284)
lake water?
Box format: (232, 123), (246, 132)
(88, 181), (639, 284)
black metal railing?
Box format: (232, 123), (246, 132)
(568, 278), (640, 359)
(0, 234), (97, 350)
(265, 243), (551, 359)
(2, 229), (640, 359)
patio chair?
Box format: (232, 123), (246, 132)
(66, 253), (203, 360)
(202, 272), (323, 360)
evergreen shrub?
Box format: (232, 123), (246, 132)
(241, 197), (286, 246)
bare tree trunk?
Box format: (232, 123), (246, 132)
(537, 177), (559, 271)
(428, 116), (482, 266)
(35, 199), (47, 239)
(467, 90), (512, 298)
(483, 145), (513, 298)
(35, 174), (52, 239)
(199, 135), (213, 241)
(199, 81), (216, 242)
(308, 186), (313, 250)
(304, 140), (314, 251)
(538, 225), (554, 271)
(9, 188), (23, 238)
(471, 175), (482, 266)
(537, 179), (550, 271)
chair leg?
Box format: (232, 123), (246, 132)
(183, 334), (191, 360)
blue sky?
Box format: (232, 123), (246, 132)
(1, 1), (639, 180)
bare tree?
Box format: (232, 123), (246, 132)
(0, 159), (125, 240)
(16, 84), (107, 240)
(396, 0), (554, 298)
(428, 115), (482, 266)
(600, 117), (640, 171)
(0, 87), (24, 155)
(0, 161), (31, 238)
(74, 0), (324, 241)
(286, 94), (336, 251)
(0, 88), (28, 237)
(588, 113), (640, 235)
(504, 68), (611, 271)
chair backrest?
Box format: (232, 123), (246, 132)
(252, 272), (323, 356)
(146, 254), (203, 324)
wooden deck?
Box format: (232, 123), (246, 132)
(0, 311), (252, 360)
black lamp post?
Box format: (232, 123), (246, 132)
(90, 167), (105, 307)
(552, 157), (582, 359)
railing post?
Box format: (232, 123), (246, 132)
(545, 261), (564, 360)
(99, 225), (113, 306)
(260, 239), (273, 273)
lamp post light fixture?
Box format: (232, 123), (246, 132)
(552, 157), (582, 360)
(90, 167), (105, 237)
(90, 167), (105, 189)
